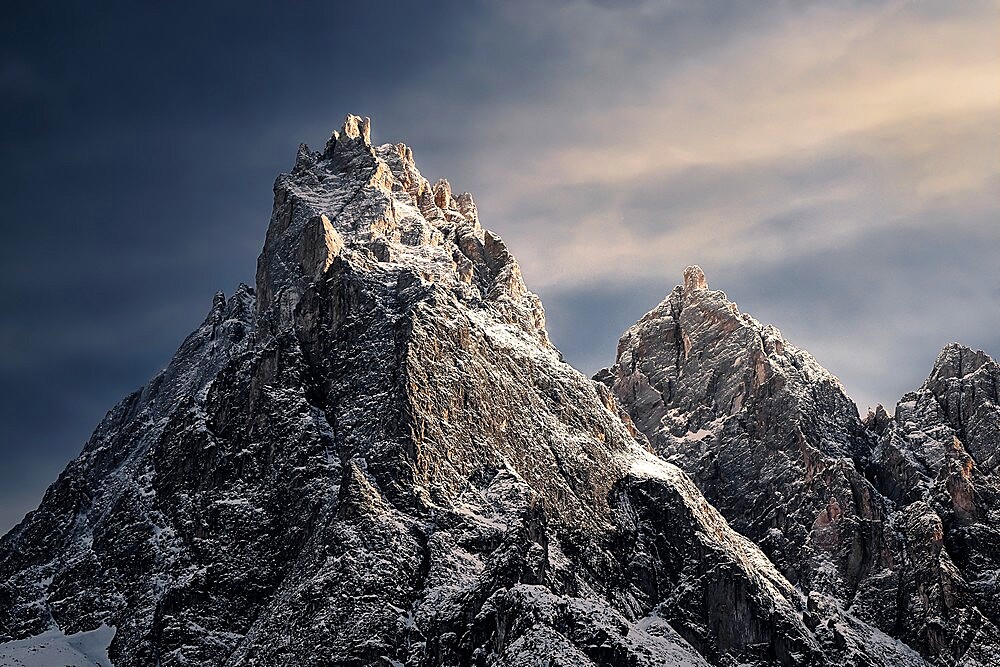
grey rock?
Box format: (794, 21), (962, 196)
(0, 118), (924, 666)
(865, 344), (1000, 665)
(601, 267), (1000, 666)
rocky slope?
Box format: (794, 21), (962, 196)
(599, 268), (1000, 666)
(0, 116), (985, 667)
(865, 344), (1000, 664)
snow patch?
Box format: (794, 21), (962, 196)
(0, 624), (115, 667)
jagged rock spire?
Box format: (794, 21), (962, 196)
(682, 264), (708, 292)
(603, 271), (1000, 666)
(928, 342), (994, 383)
(321, 113), (373, 158)
(255, 114), (547, 342)
(0, 116), (979, 667)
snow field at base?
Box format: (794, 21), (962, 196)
(0, 624), (115, 667)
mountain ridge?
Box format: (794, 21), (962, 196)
(599, 265), (1000, 665)
(1, 115), (996, 667)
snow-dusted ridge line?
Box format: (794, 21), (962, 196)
(1, 115), (997, 666)
(603, 263), (1000, 665)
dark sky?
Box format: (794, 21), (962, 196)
(2, 0), (998, 533)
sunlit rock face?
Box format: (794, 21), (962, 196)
(0, 117), (974, 667)
(601, 270), (1000, 666)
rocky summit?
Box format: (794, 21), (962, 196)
(0, 116), (996, 667)
(597, 271), (1000, 666)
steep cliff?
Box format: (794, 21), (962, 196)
(599, 268), (1000, 666)
(865, 344), (1000, 664)
(0, 117), (961, 667)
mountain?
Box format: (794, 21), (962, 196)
(865, 344), (1000, 663)
(598, 268), (1000, 665)
(0, 116), (990, 667)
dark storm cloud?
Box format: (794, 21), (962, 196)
(1, 0), (998, 533)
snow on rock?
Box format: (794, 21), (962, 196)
(0, 624), (115, 667)
(862, 344), (1000, 664)
(602, 267), (1000, 665)
(0, 115), (994, 666)
(598, 266), (887, 599)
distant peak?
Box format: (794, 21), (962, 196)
(683, 265), (708, 292)
(929, 342), (994, 383)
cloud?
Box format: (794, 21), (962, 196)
(1, 0), (997, 533)
(470, 0), (998, 246)
(433, 0), (1000, 409)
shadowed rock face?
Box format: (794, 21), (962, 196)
(865, 344), (1000, 665)
(0, 117), (961, 667)
(600, 268), (1000, 666)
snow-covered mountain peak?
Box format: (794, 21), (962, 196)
(606, 268), (851, 431)
(255, 115), (546, 342)
(2, 116), (996, 667)
(895, 342), (1000, 477)
(603, 272), (1000, 665)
